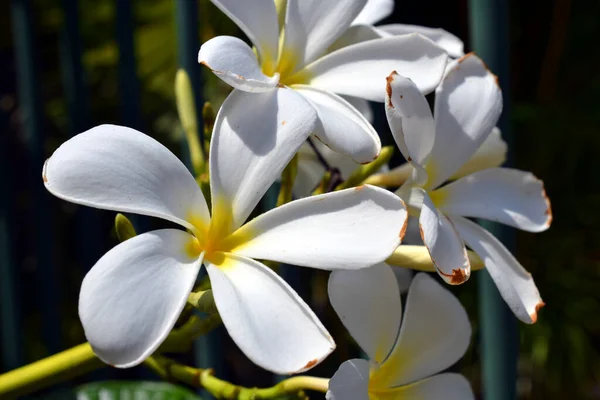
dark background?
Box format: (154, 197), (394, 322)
(0, 0), (599, 398)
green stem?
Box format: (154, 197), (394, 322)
(0, 343), (103, 398)
(157, 356), (329, 399)
(335, 146), (394, 190)
(176, 69), (205, 177)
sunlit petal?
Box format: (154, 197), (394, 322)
(79, 229), (201, 367)
(43, 125), (209, 231)
(206, 253), (334, 374)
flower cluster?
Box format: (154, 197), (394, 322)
(42, 0), (551, 397)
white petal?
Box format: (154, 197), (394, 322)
(385, 71), (435, 165)
(294, 85), (381, 163)
(294, 143), (327, 198)
(43, 125), (209, 231)
(326, 359), (370, 400)
(370, 273), (471, 387)
(450, 216), (544, 324)
(328, 264), (401, 364)
(419, 190), (470, 284)
(375, 373), (475, 400)
(343, 95), (374, 123)
(379, 24), (465, 58)
(450, 126), (507, 179)
(210, 88), (317, 233)
(198, 36), (279, 92)
(294, 141), (361, 198)
(205, 254), (334, 374)
(328, 24), (389, 53)
(352, 0), (394, 25)
(302, 34), (448, 102)
(210, 0), (279, 68)
(426, 53), (503, 189)
(231, 185), (407, 270)
(280, 0), (367, 71)
(435, 168), (552, 232)
(79, 229), (201, 367)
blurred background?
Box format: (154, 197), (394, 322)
(0, 0), (599, 399)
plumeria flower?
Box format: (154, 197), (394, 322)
(198, 0), (448, 164)
(42, 90), (408, 373)
(385, 53), (552, 323)
(327, 265), (474, 400)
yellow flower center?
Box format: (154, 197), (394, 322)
(259, 27), (312, 87)
(184, 197), (254, 268)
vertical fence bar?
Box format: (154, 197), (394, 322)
(173, 1), (224, 394)
(59, 0), (101, 271)
(11, 0), (62, 356)
(468, 1), (518, 399)
(0, 109), (23, 371)
(115, 0), (147, 234)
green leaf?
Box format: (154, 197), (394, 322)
(75, 381), (203, 400)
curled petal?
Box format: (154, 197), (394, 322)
(43, 125), (209, 231)
(385, 71), (435, 166)
(294, 85), (381, 163)
(451, 216), (544, 324)
(199, 36), (279, 92)
(419, 190), (471, 284)
(230, 185), (407, 270)
(206, 254), (334, 374)
(79, 229), (202, 367)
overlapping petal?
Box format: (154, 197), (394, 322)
(328, 264), (401, 364)
(205, 253), (334, 374)
(385, 71), (435, 165)
(352, 0), (394, 25)
(210, 88), (317, 233)
(294, 85), (381, 163)
(426, 53), (503, 189)
(419, 191), (470, 284)
(451, 216), (544, 324)
(279, 0), (367, 72)
(198, 36), (279, 92)
(371, 273), (471, 388)
(379, 24), (464, 58)
(210, 0), (279, 68)
(434, 168), (552, 232)
(326, 359), (370, 400)
(450, 127), (507, 178)
(328, 24), (388, 53)
(230, 185), (407, 269)
(79, 229), (202, 367)
(374, 373), (474, 400)
(43, 124), (209, 231)
(301, 34), (448, 101)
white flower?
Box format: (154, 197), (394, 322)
(198, 0), (449, 164)
(385, 53), (551, 323)
(42, 89), (408, 373)
(327, 265), (474, 400)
